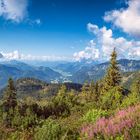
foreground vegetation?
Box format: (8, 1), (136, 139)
(0, 49), (140, 140)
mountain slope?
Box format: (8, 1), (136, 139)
(0, 78), (82, 98)
(0, 64), (23, 88)
(0, 61), (62, 88)
(54, 60), (99, 74)
(122, 71), (140, 89)
(71, 59), (140, 83)
(0, 59), (139, 88)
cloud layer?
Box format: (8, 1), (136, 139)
(74, 23), (140, 61)
(104, 0), (140, 37)
(1, 51), (70, 61)
(0, 0), (28, 22)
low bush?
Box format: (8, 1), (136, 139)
(34, 119), (63, 140)
(82, 109), (108, 123)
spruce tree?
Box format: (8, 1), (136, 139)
(89, 81), (100, 102)
(58, 84), (67, 97)
(89, 80), (95, 96)
(94, 81), (99, 101)
(103, 48), (121, 92)
(3, 78), (17, 112)
(81, 81), (90, 96)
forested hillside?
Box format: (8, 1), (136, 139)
(0, 50), (140, 140)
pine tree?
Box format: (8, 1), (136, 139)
(3, 78), (17, 112)
(89, 81), (100, 102)
(81, 81), (90, 97)
(58, 84), (67, 97)
(56, 84), (67, 105)
(103, 48), (121, 92)
(89, 80), (95, 96)
(94, 81), (99, 101)
(82, 81), (89, 92)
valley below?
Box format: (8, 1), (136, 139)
(0, 59), (139, 89)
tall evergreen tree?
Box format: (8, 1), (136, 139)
(103, 48), (121, 92)
(3, 78), (17, 112)
(58, 84), (67, 97)
(89, 80), (95, 96)
(94, 81), (99, 101)
(81, 81), (89, 95)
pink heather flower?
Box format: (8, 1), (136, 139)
(80, 104), (140, 139)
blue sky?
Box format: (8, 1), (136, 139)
(0, 0), (140, 61)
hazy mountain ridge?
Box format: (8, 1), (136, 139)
(0, 60), (62, 88)
(0, 59), (139, 88)
(54, 60), (99, 74)
(70, 59), (140, 83)
(122, 71), (140, 89)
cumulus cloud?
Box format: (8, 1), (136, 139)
(0, 0), (41, 24)
(0, 0), (28, 23)
(128, 47), (140, 58)
(1, 51), (70, 61)
(2, 50), (21, 59)
(104, 0), (140, 37)
(74, 23), (140, 61)
(87, 23), (99, 35)
(75, 0), (140, 61)
(74, 40), (100, 61)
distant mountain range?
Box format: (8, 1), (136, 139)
(69, 59), (140, 83)
(0, 60), (62, 88)
(0, 59), (139, 89)
(54, 60), (99, 74)
(122, 71), (140, 89)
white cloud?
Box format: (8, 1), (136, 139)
(104, 0), (140, 37)
(74, 23), (140, 61)
(0, 0), (41, 24)
(128, 46), (140, 58)
(87, 23), (99, 35)
(1, 51), (70, 61)
(2, 50), (21, 59)
(74, 40), (100, 61)
(0, 0), (28, 23)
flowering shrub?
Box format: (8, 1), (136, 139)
(80, 104), (140, 140)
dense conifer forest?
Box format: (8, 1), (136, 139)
(0, 50), (140, 140)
